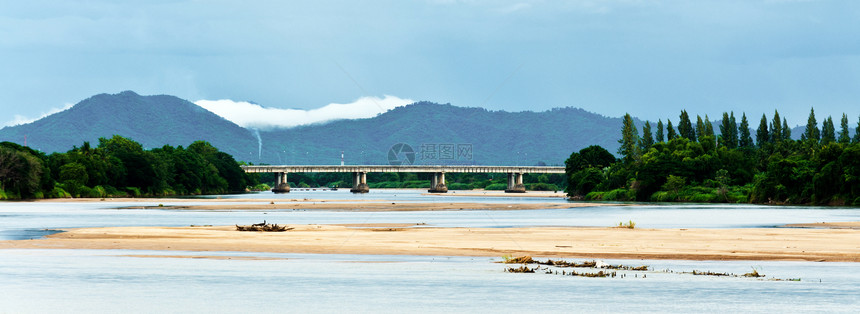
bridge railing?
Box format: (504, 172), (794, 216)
(240, 165), (565, 174)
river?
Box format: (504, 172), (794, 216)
(1, 190), (858, 313)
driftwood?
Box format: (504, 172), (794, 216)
(236, 222), (293, 232)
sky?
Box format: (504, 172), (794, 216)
(1, 0), (860, 129)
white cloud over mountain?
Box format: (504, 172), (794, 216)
(194, 95), (414, 130)
(3, 103), (74, 127)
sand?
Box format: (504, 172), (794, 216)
(3, 224), (858, 262)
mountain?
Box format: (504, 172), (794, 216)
(257, 102), (625, 166)
(0, 91), (257, 158)
(0, 92), (629, 165)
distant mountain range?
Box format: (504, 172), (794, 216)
(0, 91), (258, 159)
(0, 91), (639, 165)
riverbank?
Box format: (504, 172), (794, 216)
(4, 224), (858, 262)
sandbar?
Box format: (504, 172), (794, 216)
(3, 224), (858, 262)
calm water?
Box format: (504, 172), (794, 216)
(1, 190), (859, 312)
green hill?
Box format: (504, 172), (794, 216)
(258, 102), (626, 166)
(0, 91), (258, 158)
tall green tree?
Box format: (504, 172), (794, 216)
(855, 115), (860, 143)
(656, 120), (665, 142)
(821, 116), (836, 144)
(641, 121), (654, 150)
(756, 114), (769, 148)
(719, 112), (739, 148)
(802, 108), (820, 142)
(695, 115), (705, 140)
(704, 115), (715, 137)
(739, 113), (753, 148)
(838, 113), (850, 144)
(678, 110), (696, 141)
(769, 110), (782, 143)
(782, 118), (791, 141)
(618, 113), (640, 163)
(667, 120), (677, 140)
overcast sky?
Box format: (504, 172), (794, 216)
(2, 0), (859, 128)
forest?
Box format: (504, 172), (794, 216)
(566, 109), (860, 205)
(0, 135), (259, 199)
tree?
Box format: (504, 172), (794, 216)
(641, 121), (654, 150)
(802, 108), (820, 142)
(855, 115), (860, 143)
(667, 120), (677, 140)
(838, 113), (850, 144)
(618, 113), (640, 163)
(567, 145), (615, 172)
(782, 118), (791, 141)
(756, 114), (769, 148)
(821, 116), (836, 144)
(0, 146), (44, 198)
(662, 175), (686, 193)
(704, 115), (715, 138)
(739, 113), (753, 148)
(719, 112), (739, 148)
(695, 115), (705, 140)
(656, 120), (665, 142)
(769, 110), (782, 143)
(565, 145), (615, 197)
(59, 162), (88, 196)
(678, 110), (696, 141)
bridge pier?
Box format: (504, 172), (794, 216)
(505, 172), (526, 193)
(428, 172), (448, 193)
(350, 172), (369, 193)
(272, 172), (290, 193)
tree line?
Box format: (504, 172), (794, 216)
(0, 135), (259, 199)
(566, 108), (860, 205)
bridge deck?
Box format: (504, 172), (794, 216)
(241, 165), (565, 174)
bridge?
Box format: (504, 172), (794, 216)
(241, 165), (565, 193)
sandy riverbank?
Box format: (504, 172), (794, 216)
(3, 224), (858, 262)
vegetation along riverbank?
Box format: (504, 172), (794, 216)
(566, 108), (860, 206)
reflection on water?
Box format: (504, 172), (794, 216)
(0, 249), (858, 313)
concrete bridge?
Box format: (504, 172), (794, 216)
(241, 165), (565, 194)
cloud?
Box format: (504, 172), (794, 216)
(3, 103), (74, 127)
(194, 96), (414, 130)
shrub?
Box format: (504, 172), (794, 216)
(689, 193), (719, 203)
(584, 191), (605, 200)
(484, 183), (507, 190)
(527, 183), (559, 191)
(447, 183), (474, 190)
(52, 187), (72, 198)
(126, 187), (142, 197)
(602, 188), (634, 201)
